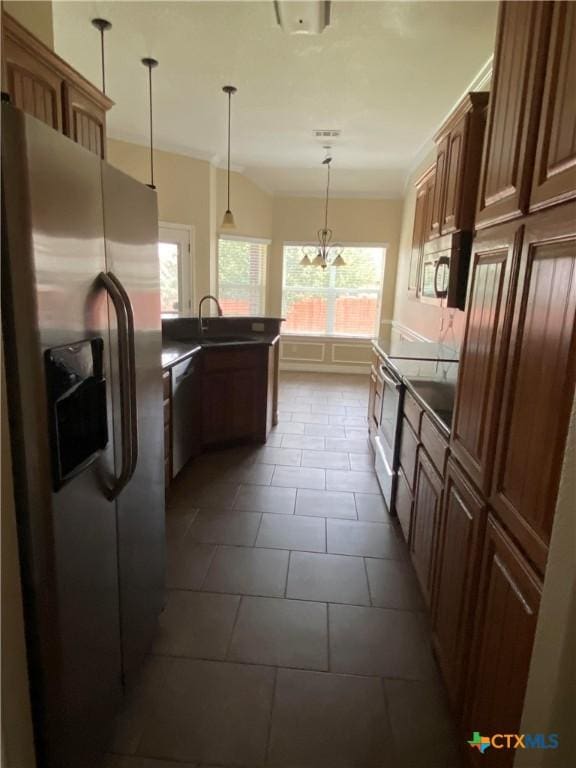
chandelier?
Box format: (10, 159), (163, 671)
(300, 153), (346, 269)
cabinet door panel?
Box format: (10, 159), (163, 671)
(201, 372), (231, 444)
(231, 368), (260, 439)
(476, 2), (552, 229)
(408, 184), (428, 291)
(491, 205), (576, 572)
(429, 136), (447, 239)
(410, 449), (442, 607)
(451, 223), (520, 493)
(3, 36), (62, 130)
(432, 459), (485, 712)
(442, 117), (466, 234)
(63, 83), (106, 158)
(464, 515), (541, 768)
(530, 1), (576, 212)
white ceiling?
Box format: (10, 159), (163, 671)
(52, 1), (498, 197)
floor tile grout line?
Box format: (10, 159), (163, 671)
(326, 601), (331, 674)
(198, 544), (219, 592)
(224, 594), (244, 661)
(363, 556), (375, 607)
(284, 550), (292, 598)
(263, 666), (279, 766)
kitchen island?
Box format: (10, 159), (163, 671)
(161, 316), (282, 488)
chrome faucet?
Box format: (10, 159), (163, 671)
(198, 294), (223, 335)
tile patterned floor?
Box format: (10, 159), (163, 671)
(105, 372), (462, 768)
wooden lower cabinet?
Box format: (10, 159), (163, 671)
(432, 458), (485, 712)
(395, 467), (413, 543)
(463, 514), (542, 768)
(201, 346), (268, 446)
(410, 448), (443, 608)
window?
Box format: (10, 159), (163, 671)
(282, 245), (385, 337)
(218, 237), (268, 315)
(158, 225), (192, 313)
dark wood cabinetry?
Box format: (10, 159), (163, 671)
(411, 93), (488, 309)
(201, 345), (271, 446)
(410, 448), (443, 608)
(409, 167), (435, 292)
(463, 515), (542, 768)
(529, 1), (576, 213)
(1, 12), (112, 157)
(451, 221), (520, 494)
(432, 459), (485, 711)
(490, 205), (576, 574)
(476, 2), (553, 229)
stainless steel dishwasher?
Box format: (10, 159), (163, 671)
(171, 354), (200, 477)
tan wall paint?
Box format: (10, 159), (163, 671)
(216, 169), (273, 241)
(514, 396), (576, 768)
(391, 151), (467, 348)
(107, 139), (213, 303)
(3, 0), (54, 48)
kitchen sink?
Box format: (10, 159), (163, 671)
(407, 378), (456, 427)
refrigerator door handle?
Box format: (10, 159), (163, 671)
(107, 272), (139, 481)
(98, 271), (133, 498)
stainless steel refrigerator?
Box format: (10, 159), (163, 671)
(1, 104), (165, 768)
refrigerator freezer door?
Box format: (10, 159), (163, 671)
(101, 163), (165, 685)
(1, 105), (122, 767)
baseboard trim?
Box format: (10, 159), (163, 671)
(280, 362), (370, 375)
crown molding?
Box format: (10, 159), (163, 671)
(404, 54), (494, 191)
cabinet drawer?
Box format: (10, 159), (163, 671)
(163, 371), (171, 400)
(421, 413), (448, 477)
(203, 347), (261, 372)
(163, 399), (171, 426)
(396, 468), (413, 544)
(403, 391), (422, 435)
(399, 417), (419, 491)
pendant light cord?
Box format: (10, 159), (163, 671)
(100, 29), (106, 94)
(324, 160), (331, 232)
(148, 66), (154, 188)
(227, 90), (232, 210)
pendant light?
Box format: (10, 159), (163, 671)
(141, 57), (159, 190)
(221, 85), (237, 230)
(299, 150), (345, 268)
(91, 18), (112, 94)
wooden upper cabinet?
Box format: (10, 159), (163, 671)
(451, 220), (521, 494)
(529, 2), (576, 213)
(476, 2), (553, 230)
(410, 448), (443, 608)
(2, 31), (63, 131)
(464, 515), (541, 768)
(432, 458), (485, 713)
(1, 12), (113, 157)
(63, 83), (106, 158)
(428, 135), (448, 240)
(490, 204), (576, 574)
(408, 165), (435, 293)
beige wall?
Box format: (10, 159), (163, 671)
(514, 396), (576, 768)
(107, 139), (214, 303)
(391, 151), (467, 349)
(3, 0), (54, 48)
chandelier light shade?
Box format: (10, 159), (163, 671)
(221, 85), (238, 230)
(299, 153), (345, 268)
(91, 18), (112, 95)
(141, 57), (159, 189)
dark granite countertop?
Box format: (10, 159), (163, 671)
(162, 334), (280, 370)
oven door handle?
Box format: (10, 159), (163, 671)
(380, 367), (403, 391)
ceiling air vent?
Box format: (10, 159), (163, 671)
(274, 1), (331, 35)
(313, 129), (341, 140)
